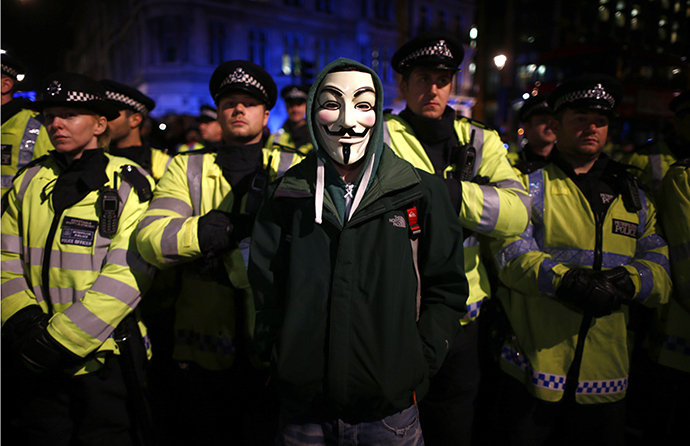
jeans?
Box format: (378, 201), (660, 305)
(280, 404), (425, 446)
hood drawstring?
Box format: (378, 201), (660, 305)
(314, 151), (377, 225)
(315, 157), (325, 224)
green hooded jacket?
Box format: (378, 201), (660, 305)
(248, 58), (468, 422)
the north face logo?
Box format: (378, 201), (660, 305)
(612, 219), (637, 238)
(389, 215), (407, 228)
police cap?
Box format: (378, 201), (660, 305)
(100, 79), (156, 117)
(196, 104), (218, 123)
(209, 60), (277, 109)
(669, 90), (690, 117)
(281, 84), (309, 103)
(32, 72), (120, 121)
(1, 52), (26, 81)
(391, 31), (465, 75)
(519, 94), (553, 123)
(547, 74), (624, 117)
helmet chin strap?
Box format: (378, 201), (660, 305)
(342, 144), (351, 165)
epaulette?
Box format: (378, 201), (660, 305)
(671, 157), (690, 168)
(455, 114), (494, 131)
(120, 165), (153, 202)
(609, 159), (644, 212)
(514, 159), (548, 175)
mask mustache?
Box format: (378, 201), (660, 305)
(324, 126), (370, 138)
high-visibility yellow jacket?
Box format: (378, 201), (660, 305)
(384, 114), (530, 323)
(491, 160), (671, 404)
(1, 150), (156, 375)
(651, 159), (690, 372)
(265, 124), (313, 156)
(135, 146), (302, 371)
(619, 140), (678, 196)
(151, 148), (172, 182)
(1, 107), (53, 196)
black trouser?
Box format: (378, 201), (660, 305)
(418, 321), (480, 446)
(6, 354), (142, 446)
(166, 361), (280, 446)
(493, 371), (626, 446)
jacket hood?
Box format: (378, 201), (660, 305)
(306, 58), (385, 224)
(306, 58), (385, 161)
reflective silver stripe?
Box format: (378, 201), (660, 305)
(468, 124), (484, 178)
(463, 234), (480, 248)
(160, 218), (186, 262)
(62, 301), (116, 343)
(148, 196), (192, 217)
(1, 277), (31, 300)
(137, 214), (167, 232)
(17, 117), (43, 169)
(383, 120), (391, 145)
(89, 275), (141, 308)
(25, 247), (106, 272)
(475, 185), (499, 234)
(16, 164), (43, 204)
(1, 234), (23, 252)
(107, 249), (156, 277)
(116, 177), (131, 219)
(1, 258), (25, 274)
(277, 151), (293, 178)
(187, 155), (204, 216)
(45, 286), (87, 305)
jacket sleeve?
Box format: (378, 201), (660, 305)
(417, 176), (469, 376)
(136, 155), (202, 269)
(659, 164), (690, 311)
(247, 185), (288, 363)
(1, 174), (38, 323)
(459, 126), (530, 238)
(47, 173), (156, 357)
(490, 183), (671, 308)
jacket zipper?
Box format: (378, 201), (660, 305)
(564, 210), (605, 400)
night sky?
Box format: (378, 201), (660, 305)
(2, 0), (81, 91)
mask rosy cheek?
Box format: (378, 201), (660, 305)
(316, 110), (337, 126)
(359, 113), (376, 128)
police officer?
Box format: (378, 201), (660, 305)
(384, 31), (531, 446)
(1, 72), (156, 445)
(266, 83), (313, 155)
(490, 74), (671, 446)
(135, 60), (302, 445)
(1, 52), (53, 196)
(510, 93), (555, 173)
(101, 79), (172, 182)
(620, 90), (690, 196)
(639, 155), (690, 443)
(196, 104), (223, 149)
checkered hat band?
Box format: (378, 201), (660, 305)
(106, 91), (148, 115)
(1, 64), (18, 78)
(219, 68), (267, 99)
(65, 91), (102, 103)
(201, 108), (217, 119)
(400, 41), (454, 66)
(555, 87), (615, 110)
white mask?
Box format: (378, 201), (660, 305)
(314, 71), (376, 165)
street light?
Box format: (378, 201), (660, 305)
(494, 54), (507, 71)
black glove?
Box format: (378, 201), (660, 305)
(198, 210), (234, 255)
(2, 306), (82, 373)
(557, 268), (626, 317)
(601, 266), (635, 298)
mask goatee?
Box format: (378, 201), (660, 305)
(342, 144), (351, 165)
